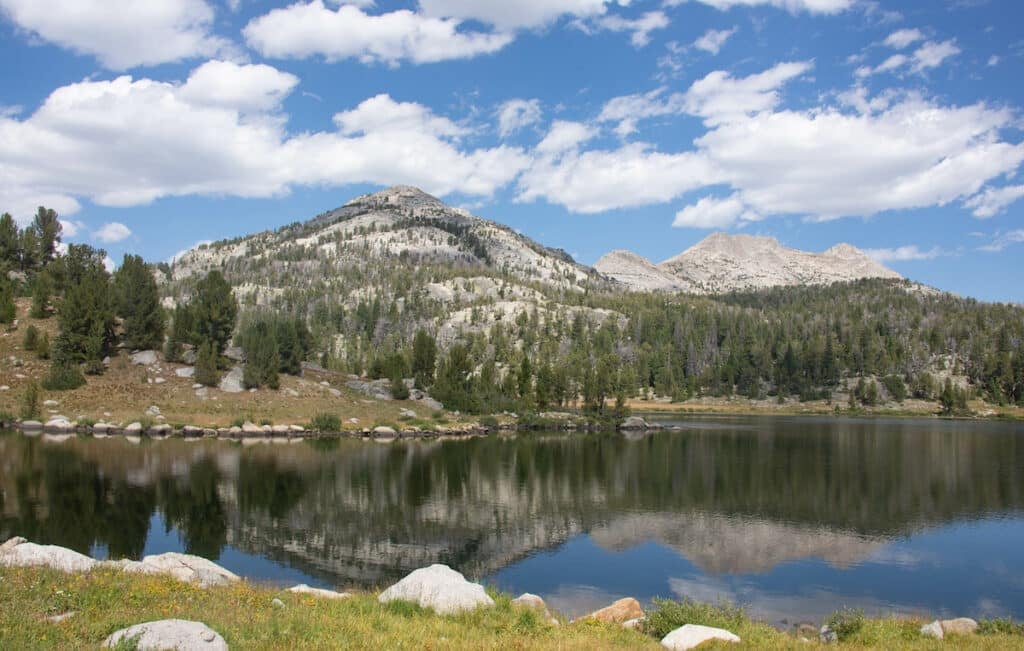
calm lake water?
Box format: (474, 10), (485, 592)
(2, 416), (1023, 625)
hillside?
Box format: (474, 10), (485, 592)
(596, 233), (901, 294)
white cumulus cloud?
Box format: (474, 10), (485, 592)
(587, 11), (670, 48)
(693, 27), (737, 55)
(418, 0), (622, 30)
(0, 0), (230, 69)
(665, 0), (853, 14)
(883, 28), (924, 49)
(863, 245), (943, 262)
(673, 194), (757, 228)
(0, 61), (531, 217)
(93, 222), (132, 243)
(964, 185), (1024, 218)
(497, 99), (542, 138)
(979, 230), (1024, 253)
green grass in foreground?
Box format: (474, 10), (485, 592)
(2, 567), (1024, 650)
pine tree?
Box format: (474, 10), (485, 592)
(0, 213), (18, 270)
(241, 319), (279, 390)
(52, 245), (114, 368)
(29, 272), (52, 318)
(20, 381), (40, 420)
(31, 207), (61, 267)
(0, 278), (15, 323)
(113, 254), (166, 350)
(411, 329), (437, 388)
(195, 341), (220, 387)
(191, 270), (238, 354)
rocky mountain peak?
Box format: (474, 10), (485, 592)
(348, 185), (451, 212)
(598, 232), (902, 294)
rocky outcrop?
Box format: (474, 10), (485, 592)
(218, 366), (245, 393)
(595, 250), (691, 292)
(378, 564), (494, 615)
(102, 619), (227, 650)
(661, 624), (740, 650)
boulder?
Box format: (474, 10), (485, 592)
(44, 417), (73, 432)
(176, 367), (196, 378)
(0, 537), (96, 573)
(218, 366), (244, 393)
(132, 552), (240, 588)
(271, 425), (290, 435)
(102, 619), (227, 650)
(131, 350), (159, 366)
(619, 416), (648, 430)
(182, 426), (204, 437)
(224, 346), (246, 362)
(373, 426), (397, 437)
(941, 618), (979, 636)
(512, 593), (559, 626)
(920, 621), (944, 640)
(661, 624), (741, 650)
(20, 420), (43, 430)
(574, 597), (644, 625)
(241, 421), (263, 435)
(287, 584), (350, 600)
(124, 422), (144, 434)
(378, 564), (495, 615)
(43, 399), (59, 407)
(819, 625), (838, 644)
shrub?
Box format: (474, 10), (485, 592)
(643, 599), (748, 640)
(390, 374), (410, 400)
(23, 324), (39, 350)
(35, 331), (50, 360)
(310, 413), (341, 432)
(20, 381), (40, 419)
(978, 618), (1024, 636)
(882, 375), (907, 403)
(195, 341), (220, 387)
(825, 609), (865, 641)
(41, 363), (86, 391)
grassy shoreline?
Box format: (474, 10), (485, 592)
(2, 566), (1023, 649)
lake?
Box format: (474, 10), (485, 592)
(2, 416), (1023, 626)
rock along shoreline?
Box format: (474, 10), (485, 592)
(2, 415), (671, 441)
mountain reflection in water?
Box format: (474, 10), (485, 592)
(1, 417), (1022, 622)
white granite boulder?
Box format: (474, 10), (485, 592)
(102, 619), (227, 650)
(130, 552), (240, 588)
(378, 564), (494, 615)
(131, 350), (160, 366)
(287, 584), (350, 600)
(0, 537), (96, 573)
(661, 624), (741, 650)
(218, 366), (244, 393)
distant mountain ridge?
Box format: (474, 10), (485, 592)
(596, 232), (901, 294)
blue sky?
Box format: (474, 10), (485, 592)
(1, 0), (1022, 301)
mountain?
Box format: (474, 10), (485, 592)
(596, 232), (901, 294)
(167, 186), (617, 347)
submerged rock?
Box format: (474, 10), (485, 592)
(574, 597), (644, 625)
(378, 564), (494, 615)
(661, 624), (740, 650)
(102, 619), (227, 650)
(0, 537), (96, 573)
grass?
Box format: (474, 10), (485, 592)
(0, 567), (653, 650)
(2, 567), (1023, 650)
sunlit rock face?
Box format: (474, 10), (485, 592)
(598, 233), (901, 294)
